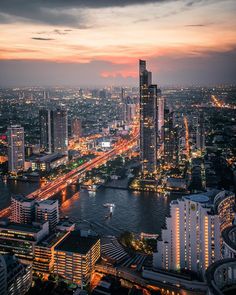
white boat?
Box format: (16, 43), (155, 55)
(103, 203), (115, 208)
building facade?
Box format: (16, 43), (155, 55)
(10, 196), (59, 232)
(154, 190), (235, 275)
(0, 254), (32, 295)
(10, 195), (35, 224)
(163, 109), (178, 167)
(35, 200), (59, 232)
(7, 125), (25, 173)
(0, 221), (49, 264)
(139, 60), (161, 176)
(33, 231), (69, 275)
(71, 118), (82, 140)
(39, 108), (68, 154)
(54, 231), (100, 284)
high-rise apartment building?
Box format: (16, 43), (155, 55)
(35, 200), (59, 232)
(139, 60), (161, 176)
(39, 108), (68, 154)
(7, 125), (25, 173)
(154, 190), (235, 275)
(0, 254), (32, 295)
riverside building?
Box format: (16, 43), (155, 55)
(154, 190), (235, 275)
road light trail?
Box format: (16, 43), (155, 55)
(0, 132), (139, 218)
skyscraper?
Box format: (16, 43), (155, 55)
(7, 125), (25, 173)
(139, 60), (161, 176)
(39, 108), (68, 154)
(163, 108), (179, 167)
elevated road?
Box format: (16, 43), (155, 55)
(0, 134), (138, 218)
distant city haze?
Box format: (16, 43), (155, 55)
(0, 0), (236, 86)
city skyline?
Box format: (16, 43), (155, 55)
(0, 0), (236, 86)
(0, 1), (236, 294)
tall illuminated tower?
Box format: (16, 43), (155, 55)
(7, 125), (25, 173)
(139, 60), (160, 176)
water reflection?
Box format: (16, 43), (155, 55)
(1, 180), (174, 235)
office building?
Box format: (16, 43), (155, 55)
(10, 195), (35, 224)
(0, 254), (32, 295)
(7, 125), (25, 173)
(139, 60), (161, 176)
(71, 118), (82, 140)
(0, 220), (49, 264)
(39, 108), (68, 154)
(54, 231), (100, 284)
(35, 200), (59, 232)
(154, 190), (235, 275)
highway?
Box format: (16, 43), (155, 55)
(0, 133), (138, 218)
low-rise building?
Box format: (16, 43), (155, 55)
(26, 153), (68, 172)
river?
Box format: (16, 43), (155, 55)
(0, 179), (174, 235)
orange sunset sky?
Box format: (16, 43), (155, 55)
(0, 0), (236, 86)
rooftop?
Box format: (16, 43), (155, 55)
(37, 199), (58, 206)
(11, 195), (34, 203)
(38, 232), (68, 248)
(55, 231), (99, 254)
(186, 194), (210, 203)
(0, 221), (45, 233)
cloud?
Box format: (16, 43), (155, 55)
(185, 23), (211, 27)
(31, 37), (55, 41)
(0, 0), (219, 26)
